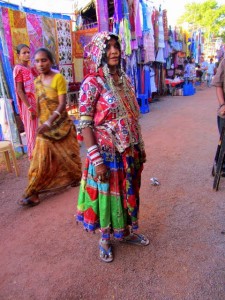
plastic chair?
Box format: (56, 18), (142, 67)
(0, 141), (19, 176)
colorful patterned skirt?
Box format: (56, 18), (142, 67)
(76, 145), (144, 240)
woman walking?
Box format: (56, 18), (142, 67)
(76, 32), (149, 263)
(18, 48), (82, 206)
(13, 44), (38, 159)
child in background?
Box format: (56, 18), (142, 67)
(196, 65), (203, 85)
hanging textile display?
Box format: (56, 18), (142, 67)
(0, 22), (18, 113)
(41, 16), (58, 64)
(73, 28), (98, 59)
(26, 13), (43, 62)
(0, 58), (10, 99)
(74, 58), (83, 83)
(56, 20), (72, 64)
(72, 28), (98, 77)
(0, 97), (11, 140)
(56, 19), (74, 82)
(143, 3), (155, 63)
(163, 9), (168, 42)
(123, 18), (132, 55)
(0, 98), (21, 148)
(1, 8), (14, 66)
(8, 9), (30, 64)
(0, 0), (73, 130)
(96, 0), (109, 32)
(155, 9), (165, 63)
(59, 65), (73, 82)
(0, 59), (20, 147)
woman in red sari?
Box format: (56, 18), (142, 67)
(13, 44), (38, 159)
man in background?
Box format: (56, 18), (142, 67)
(207, 58), (215, 87)
(200, 56), (208, 87)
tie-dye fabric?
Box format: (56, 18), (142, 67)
(26, 13), (43, 63)
(41, 17), (58, 64)
(1, 8), (14, 65)
(8, 9), (30, 65)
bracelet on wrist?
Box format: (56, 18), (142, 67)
(93, 158), (104, 167)
(220, 103), (225, 108)
(88, 145), (98, 153)
(43, 120), (51, 128)
(88, 145), (103, 165)
(53, 110), (61, 116)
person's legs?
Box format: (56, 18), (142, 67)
(99, 233), (113, 262)
(208, 74), (213, 87)
(217, 116), (225, 175)
(206, 73), (210, 87)
(217, 116), (225, 135)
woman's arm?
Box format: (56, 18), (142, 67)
(38, 74), (67, 131)
(216, 86), (225, 116)
(82, 127), (96, 149)
(47, 94), (66, 125)
(16, 81), (36, 119)
(80, 124), (108, 182)
(37, 93), (66, 133)
(212, 59), (225, 115)
(16, 82), (30, 107)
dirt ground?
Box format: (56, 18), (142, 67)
(1, 86), (225, 300)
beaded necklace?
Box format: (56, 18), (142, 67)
(102, 64), (139, 120)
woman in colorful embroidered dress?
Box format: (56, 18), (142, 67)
(18, 48), (82, 207)
(76, 32), (149, 263)
(13, 44), (38, 159)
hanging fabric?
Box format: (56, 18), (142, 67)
(1, 7), (14, 66)
(8, 9), (30, 64)
(26, 13), (43, 63)
(96, 0), (109, 32)
(42, 16), (58, 64)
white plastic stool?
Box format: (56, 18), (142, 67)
(0, 141), (19, 176)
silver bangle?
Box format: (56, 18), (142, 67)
(43, 121), (51, 128)
(53, 110), (61, 116)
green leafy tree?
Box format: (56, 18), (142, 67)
(177, 0), (225, 42)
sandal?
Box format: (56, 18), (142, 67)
(17, 197), (40, 207)
(121, 233), (149, 246)
(99, 239), (113, 263)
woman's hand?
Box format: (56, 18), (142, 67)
(37, 124), (50, 134)
(30, 111), (37, 120)
(219, 105), (225, 117)
(142, 150), (147, 163)
(95, 163), (109, 183)
(28, 107), (37, 120)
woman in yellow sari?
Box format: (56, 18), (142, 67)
(18, 48), (82, 206)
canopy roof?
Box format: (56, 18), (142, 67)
(80, 0), (114, 22)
